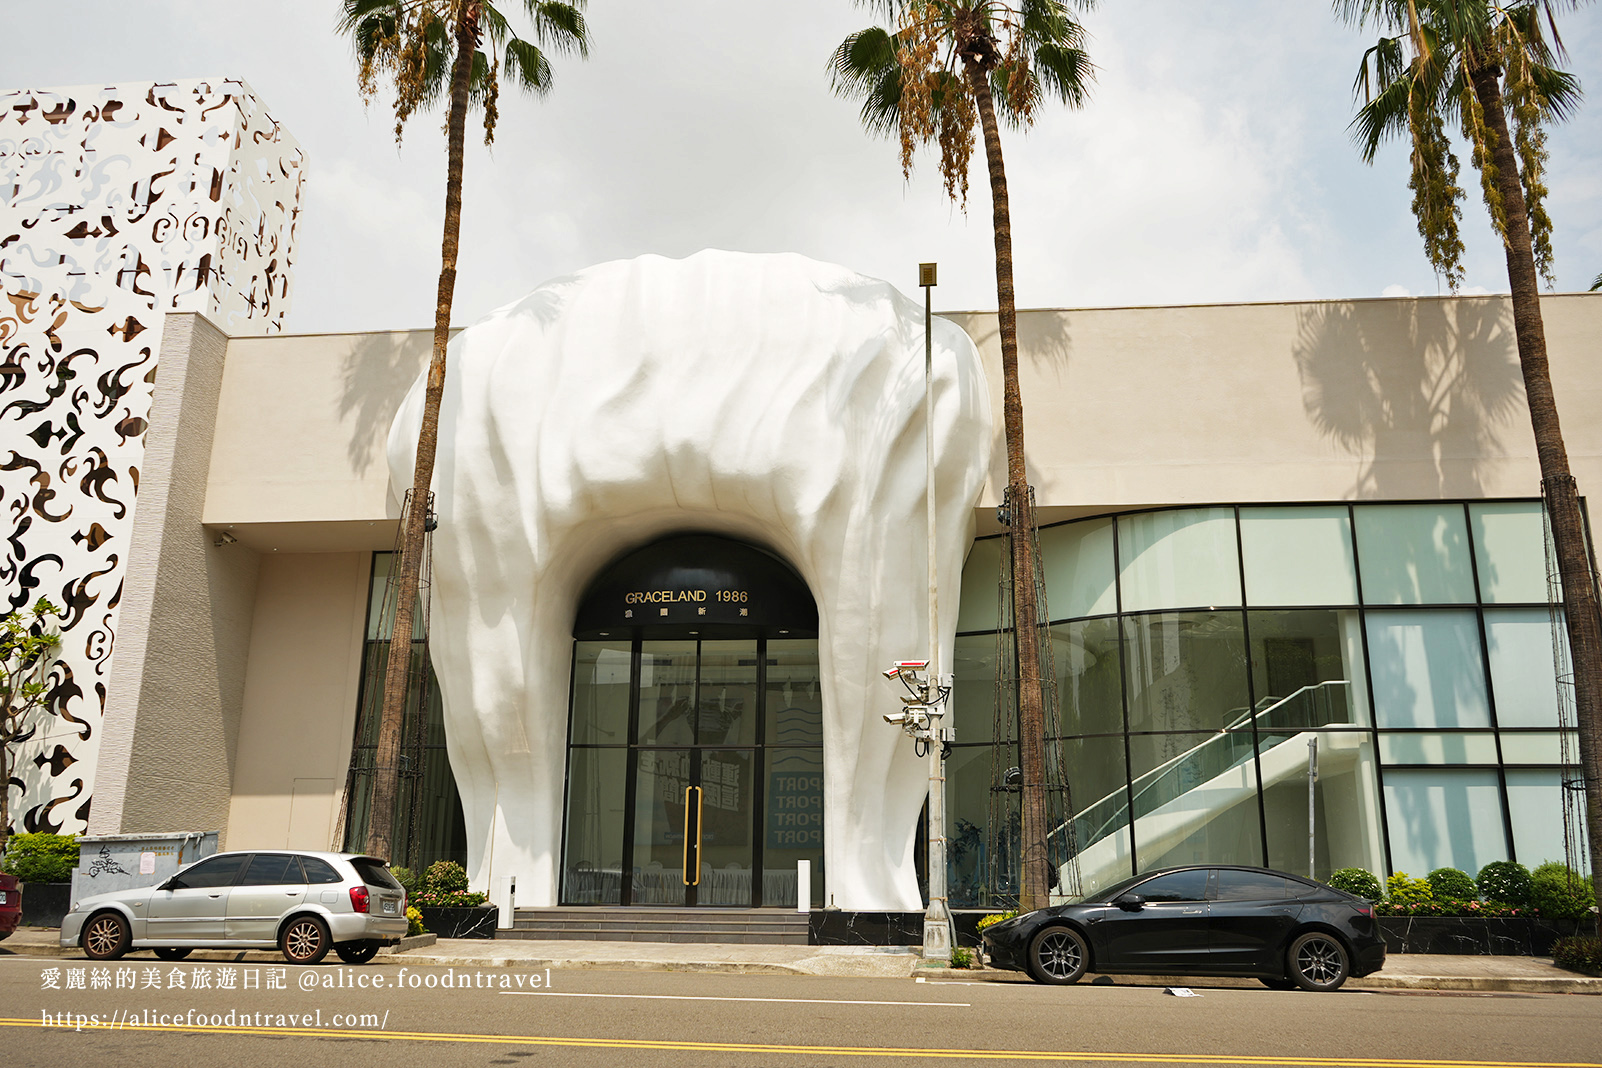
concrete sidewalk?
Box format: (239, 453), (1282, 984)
(4, 926), (1597, 991)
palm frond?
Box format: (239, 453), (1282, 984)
(479, 2), (514, 49)
(504, 36), (555, 97)
(1031, 41), (1093, 108)
(1351, 71), (1416, 161)
(831, 26), (898, 97)
(831, 26), (906, 136)
(527, 1), (590, 58)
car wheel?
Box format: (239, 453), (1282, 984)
(1258, 976), (1298, 990)
(153, 947), (192, 961)
(1288, 931), (1349, 992)
(280, 916), (331, 965)
(82, 912), (130, 961)
(1026, 926), (1089, 985)
(334, 940), (380, 965)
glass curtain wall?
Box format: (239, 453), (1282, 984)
(951, 500), (1583, 907)
(343, 553), (469, 870)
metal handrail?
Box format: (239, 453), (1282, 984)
(1053, 680), (1353, 848)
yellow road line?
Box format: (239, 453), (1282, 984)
(3, 1017), (1597, 1068)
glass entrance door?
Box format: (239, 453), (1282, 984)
(630, 747), (755, 905)
(561, 635), (824, 908)
(629, 641), (757, 906)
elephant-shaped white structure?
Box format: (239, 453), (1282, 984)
(388, 250), (991, 910)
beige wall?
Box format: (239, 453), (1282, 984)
(225, 552), (370, 852)
(205, 329), (432, 552)
(947, 293), (1602, 532)
(94, 314), (262, 838)
(209, 295), (1602, 546)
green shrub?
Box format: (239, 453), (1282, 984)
(390, 865), (420, 899)
(406, 906), (426, 937)
(1426, 867), (1478, 902)
(413, 860), (485, 907)
(1476, 861), (1533, 906)
(1551, 936), (1602, 975)
(1529, 861), (1595, 920)
(1386, 871), (1433, 905)
(1328, 868), (1383, 901)
(974, 911), (1018, 933)
(0, 833), (79, 883)
(950, 946), (975, 969)
(424, 860), (469, 894)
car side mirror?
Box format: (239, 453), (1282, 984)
(1115, 893), (1146, 911)
(157, 877), (179, 892)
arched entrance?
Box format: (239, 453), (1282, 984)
(560, 534), (823, 907)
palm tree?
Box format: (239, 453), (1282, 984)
(338, 0), (590, 862)
(832, 0), (1093, 912)
(1340, 0), (1602, 910)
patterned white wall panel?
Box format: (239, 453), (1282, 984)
(0, 79), (303, 837)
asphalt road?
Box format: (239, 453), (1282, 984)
(1, 951), (1599, 1068)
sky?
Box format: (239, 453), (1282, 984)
(6, 0), (1600, 333)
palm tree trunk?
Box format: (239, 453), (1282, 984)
(366, 0), (481, 862)
(1471, 63), (1602, 912)
(962, 53), (1052, 913)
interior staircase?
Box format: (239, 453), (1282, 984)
(498, 907), (810, 944)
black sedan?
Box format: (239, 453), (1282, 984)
(981, 865), (1385, 991)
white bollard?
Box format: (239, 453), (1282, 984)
(494, 875), (517, 929)
(796, 860), (811, 913)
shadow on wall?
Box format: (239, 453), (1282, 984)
(1291, 298), (1525, 500)
(957, 310), (1071, 498)
(339, 331), (432, 477)
(336, 282), (583, 478)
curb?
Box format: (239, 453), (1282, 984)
(1351, 975), (1602, 995)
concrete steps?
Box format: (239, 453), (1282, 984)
(499, 907), (810, 944)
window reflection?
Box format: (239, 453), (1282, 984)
(1122, 612), (1250, 733)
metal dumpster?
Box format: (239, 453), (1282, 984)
(71, 832), (219, 905)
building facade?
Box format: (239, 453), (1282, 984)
(1, 80), (303, 841)
(3, 81), (1595, 915)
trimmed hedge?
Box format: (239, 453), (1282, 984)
(1386, 871), (1433, 905)
(1329, 868), (1383, 902)
(1529, 861), (1595, 921)
(1476, 861), (1533, 907)
(1426, 867), (1478, 902)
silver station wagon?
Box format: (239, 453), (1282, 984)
(60, 850), (409, 964)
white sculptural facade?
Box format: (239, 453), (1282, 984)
(388, 250), (991, 909)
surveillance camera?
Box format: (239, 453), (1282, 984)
(882, 666), (903, 679)
(895, 659), (929, 671)
(883, 711), (910, 725)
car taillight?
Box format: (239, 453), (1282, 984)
(349, 885), (371, 914)
(1356, 904), (1373, 918)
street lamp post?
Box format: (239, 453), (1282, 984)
(919, 262), (953, 961)
(880, 264), (954, 962)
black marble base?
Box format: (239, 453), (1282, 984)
(808, 910), (995, 947)
(808, 911), (922, 946)
(19, 882), (70, 928)
(1378, 915), (1592, 955)
(417, 905), (498, 939)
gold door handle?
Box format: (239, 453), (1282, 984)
(682, 786), (703, 885)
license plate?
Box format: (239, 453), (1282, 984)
(382, 900), (397, 914)
(0, 891), (8, 905)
